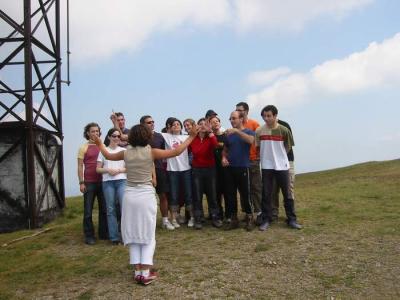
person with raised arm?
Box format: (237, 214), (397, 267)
(94, 124), (198, 286)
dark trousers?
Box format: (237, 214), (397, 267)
(83, 182), (108, 239)
(261, 169), (297, 223)
(215, 165), (227, 219)
(224, 167), (253, 218)
(248, 160), (262, 213)
(192, 167), (219, 219)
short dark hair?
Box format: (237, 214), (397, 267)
(236, 102), (249, 112)
(197, 117), (206, 124)
(140, 115), (152, 124)
(83, 122), (101, 140)
(128, 124), (152, 147)
(115, 112), (124, 118)
(261, 105), (278, 116)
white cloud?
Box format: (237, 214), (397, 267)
(247, 67), (292, 86)
(233, 0), (373, 32)
(247, 33), (400, 110)
(1, 0), (374, 63)
(69, 0), (231, 63)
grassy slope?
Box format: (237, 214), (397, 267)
(0, 159), (399, 299)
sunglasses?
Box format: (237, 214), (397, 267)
(111, 134), (120, 138)
(146, 121), (154, 124)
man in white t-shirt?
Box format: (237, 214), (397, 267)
(255, 105), (302, 231)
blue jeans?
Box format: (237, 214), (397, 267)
(102, 179), (126, 242)
(83, 182), (108, 239)
(168, 170), (192, 212)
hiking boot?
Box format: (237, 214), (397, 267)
(225, 217), (239, 230)
(245, 214), (255, 232)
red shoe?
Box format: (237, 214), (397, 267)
(134, 274), (143, 284)
(141, 271), (158, 285)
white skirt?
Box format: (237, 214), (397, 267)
(121, 184), (157, 245)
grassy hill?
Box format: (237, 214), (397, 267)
(0, 159), (399, 299)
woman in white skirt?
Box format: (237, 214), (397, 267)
(95, 124), (197, 285)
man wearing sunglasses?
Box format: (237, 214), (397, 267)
(140, 115), (175, 231)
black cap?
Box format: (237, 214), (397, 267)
(205, 109), (217, 118)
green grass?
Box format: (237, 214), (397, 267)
(0, 159), (399, 299)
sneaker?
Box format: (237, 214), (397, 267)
(171, 219), (180, 229)
(162, 220), (175, 230)
(176, 214), (187, 225)
(194, 220), (203, 230)
(85, 237), (96, 245)
(288, 220), (302, 230)
(211, 217), (223, 228)
(134, 274), (143, 284)
(187, 217), (195, 228)
(259, 221), (270, 231)
(255, 214), (263, 226)
(142, 271), (158, 285)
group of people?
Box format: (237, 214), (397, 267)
(77, 102), (302, 285)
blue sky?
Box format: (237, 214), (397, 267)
(2, 1), (400, 196)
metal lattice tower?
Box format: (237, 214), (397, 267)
(0, 0), (67, 231)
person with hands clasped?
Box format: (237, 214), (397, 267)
(93, 124), (198, 285)
(77, 122), (108, 245)
(189, 118), (223, 229)
(96, 128), (127, 245)
(222, 111), (255, 231)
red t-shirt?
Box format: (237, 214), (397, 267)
(189, 135), (218, 168)
(78, 143), (102, 183)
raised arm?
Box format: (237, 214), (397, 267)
(225, 128), (254, 144)
(152, 126), (199, 160)
(93, 136), (125, 161)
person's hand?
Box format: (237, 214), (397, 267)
(110, 112), (117, 122)
(204, 120), (212, 133)
(152, 177), (157, 187)
(93, 135), (102, 147)
(189, 125), (200, 137)
(221, 156), (229, 167)
(108, 168), (119, 176)
(225, 128), (237, 136)
(79, 183), (86, 193)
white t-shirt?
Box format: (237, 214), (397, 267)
(97, 146), (127, 181)
(255, 124), (293, 171)
(161, 133), (191, 171)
